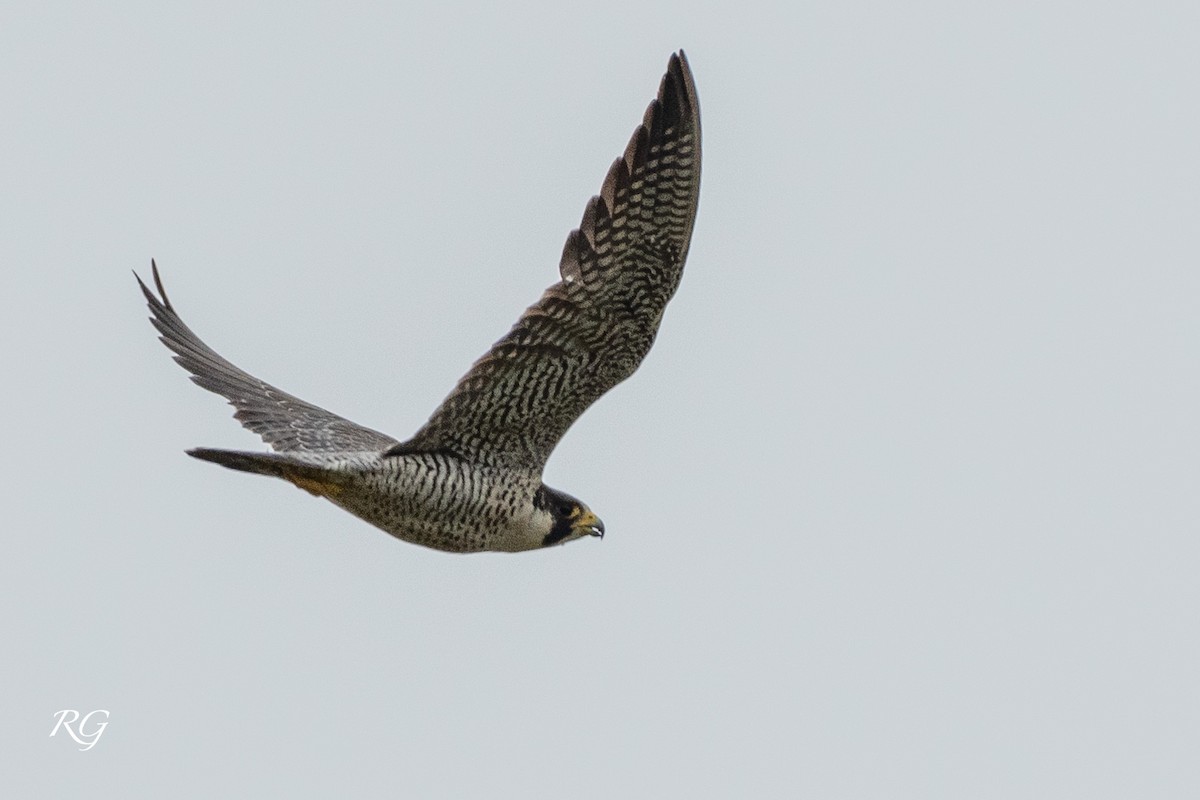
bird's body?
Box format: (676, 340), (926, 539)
(189, 448), (549, 552)
(138, 51), (701, 553)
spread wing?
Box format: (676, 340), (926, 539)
(137, 262), (400, 454)
(390, 51), (701, 470)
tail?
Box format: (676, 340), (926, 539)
(187, 448), (347, 498)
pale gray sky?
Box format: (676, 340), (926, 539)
(5, 2), (1199, 797)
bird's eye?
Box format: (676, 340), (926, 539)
(562, 503), (575, 517)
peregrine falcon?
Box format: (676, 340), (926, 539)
(137, 51), (701, 553)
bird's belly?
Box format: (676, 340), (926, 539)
(325, 461), (534, 553)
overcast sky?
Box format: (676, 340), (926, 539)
(5, 2), (1199, 797)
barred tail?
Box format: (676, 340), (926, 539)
(187, 448), (346, 498)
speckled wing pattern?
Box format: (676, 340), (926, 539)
(391, 51), (701, 470)
(137, 265), (400, 454)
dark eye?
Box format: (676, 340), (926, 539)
(560, 502), (575, 517)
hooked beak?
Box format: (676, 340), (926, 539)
(577, 510), (605, 539)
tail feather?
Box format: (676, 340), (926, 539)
(187, 448), (346, 498)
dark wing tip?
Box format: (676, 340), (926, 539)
(646, 50), (699, 144)
(150, 258), (173, 309)
(667, 51), (699, 129)
(557, 50), (700, 284)
(135, 258), (175, 314)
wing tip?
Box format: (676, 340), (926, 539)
(668, 50), (699, 123)
(652, 50), (700, 140)
(557, 50), (700, 285)
(135, 257), (178, 319)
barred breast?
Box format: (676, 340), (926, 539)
(325, 453), (545, 552)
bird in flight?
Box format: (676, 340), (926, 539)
(137, 51), (701, 553)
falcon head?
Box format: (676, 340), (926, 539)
(537, 485), (605, 547)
